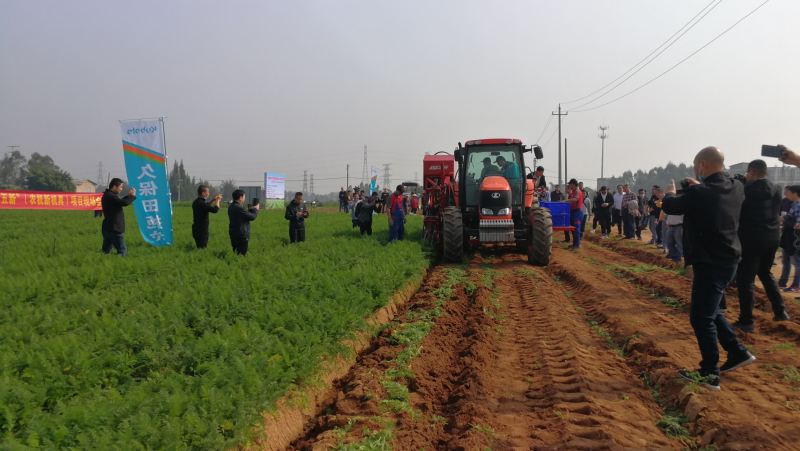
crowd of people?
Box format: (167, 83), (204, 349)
(101, 145), (800, 391)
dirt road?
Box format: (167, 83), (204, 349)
(285, 237), (800, 451)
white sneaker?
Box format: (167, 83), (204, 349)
(591, 230), (596, 234)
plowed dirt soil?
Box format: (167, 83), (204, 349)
(284, 236), (800, 451)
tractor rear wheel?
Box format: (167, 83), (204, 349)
(443, 207), (464, 262)
(527, 207), (553, 266)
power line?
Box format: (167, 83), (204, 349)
(533, 115), (553, 144)
(565, 0), (723, 111)
(570, 0), (771, 113)
(562, 0), (719, 105)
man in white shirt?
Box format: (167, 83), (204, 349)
(612, 185), (624, 237)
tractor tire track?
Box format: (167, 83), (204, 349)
(548, 245), (800, 451)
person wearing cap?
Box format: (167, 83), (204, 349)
(387, 184), (407, 243)
(357, 192), (381, 236)
(410, 194), (419, 215)
(495, 156), (520, 182)
(479, 157), (501, 181)
(564, 179), (584, 249)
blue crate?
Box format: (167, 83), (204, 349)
(540, 201), (570, 227)
(540, 201), (569, 215)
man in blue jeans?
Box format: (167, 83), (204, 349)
(387, 184), (406, 243)
(662, 147), (754, 391)
(101, 178), (136, 256)
(565, 179), (584, 249)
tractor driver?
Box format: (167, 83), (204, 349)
(478, 157), (501, 180)
(495, 156), (520, 182)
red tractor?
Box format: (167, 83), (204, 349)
(422, 138), (569, 266)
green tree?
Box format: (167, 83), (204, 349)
(26, 167), (76, 192)
(0, 150), (28, 189)
(27, 152), (59, 171)
(217, 179), (237, 201)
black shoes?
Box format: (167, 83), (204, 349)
(719, 352), (756, 374)
(732, 321), (755, 333)
(773, 311), (790, 322)
(678, 369), (720, 391)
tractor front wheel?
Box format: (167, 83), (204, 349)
(443, 207), (464, 263)
(527, 207), (553, 266)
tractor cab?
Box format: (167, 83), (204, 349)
(422, 137), (553, 267)
(460, 139), (527, 213)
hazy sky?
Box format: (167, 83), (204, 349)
(2, 0), (799, 194)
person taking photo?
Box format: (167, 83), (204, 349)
(101, 178), (136, 256)
(731, 159), (790, 333)
(192, 185), (222, 249)
(286, 191), (309, 243)
(357, 192), (381, 235)
(662, 146), (753, 391)
(228, 189), (259, 255)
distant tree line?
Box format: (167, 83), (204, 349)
(602, 162), (695, 191)
(0, 150), (76, 192)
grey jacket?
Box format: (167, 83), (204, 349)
(358, 199), (380, 223)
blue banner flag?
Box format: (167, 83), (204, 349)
(120, 118), (174, 246)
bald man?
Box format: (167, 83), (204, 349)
(662, 147), (752, 391)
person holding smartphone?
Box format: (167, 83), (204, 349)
(285, 191), (309, 243)
(192, 185), (222, 249)
(228, 189), (259, 255)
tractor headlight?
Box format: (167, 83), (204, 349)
(498, 208), (511, 215)
(481, 208), (494, 216)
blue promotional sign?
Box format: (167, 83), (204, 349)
(120, 118), (174, 246)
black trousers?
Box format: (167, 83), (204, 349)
(736, 245), (787, 325)
(359, 221), (373, 236)
(192, 225), (209, 249)
(635, 215), (642, 239)
(690, 263), (748, 375)
(230, 236), (249, 255)
(289, 226), (306, 243)
(612, 209), (622, 234)
(598, 211), (611, 235)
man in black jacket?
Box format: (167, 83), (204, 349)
(662, 147), (753, 390)
(732, 160), (790, 332)
(550, 185), (563, 202)
(357, 192), (381, 235)
(593, 186), (613, 238)
(338, 187), (346, 212)
(285, 191), (309, 243)
(228, 189), (259, 255)
(192, 185), (222, 249)
(101, 178), (136, 256)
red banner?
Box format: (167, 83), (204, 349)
(0, 190), (103, 210)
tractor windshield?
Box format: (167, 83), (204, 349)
(464, 145), (524, 206)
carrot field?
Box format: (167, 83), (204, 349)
(0, 205), (429, 450)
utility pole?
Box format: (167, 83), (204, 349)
(551, 104), (568, 187)
(7, 146), (19, 154)
(382, 163), (392, 189)
(360, 145), (368, 186)
(302, 170), (308, 194)
(598, 124), (609, 179)
(310, 174), (314, 196)
(97, 161), (103, 188)
(564, 139), (568, 184)
(346, 164), (350, 189)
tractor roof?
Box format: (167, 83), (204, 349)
(465, 139), (522, 145)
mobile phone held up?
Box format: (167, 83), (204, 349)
(761, 145), (784, 159)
